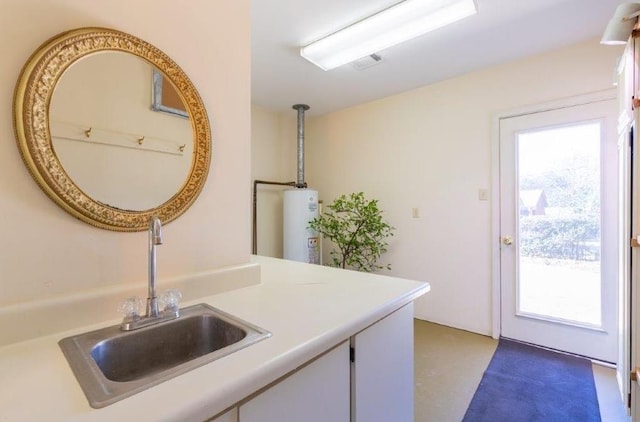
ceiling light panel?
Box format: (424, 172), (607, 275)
(300, 0), (478, 71)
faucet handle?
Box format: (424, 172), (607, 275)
(160, 289), (182, 314)
(118, 296), (143, 322)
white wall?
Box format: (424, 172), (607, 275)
(253, 39), (623, 335)
(251, 105), (297, 258)
(1, 0), (251, 305)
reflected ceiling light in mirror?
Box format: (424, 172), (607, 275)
(300, 0), (478, 71)
(601, 2), (640, 45)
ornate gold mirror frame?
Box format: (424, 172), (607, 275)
(13, 27), (211, 231)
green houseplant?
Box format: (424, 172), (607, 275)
(309, 192), (394, 272)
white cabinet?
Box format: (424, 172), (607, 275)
(616, 40), (635, 133)
(237, 303), (414, 422)
(352, 302), (414, 422)
(239, 341), (350, 422)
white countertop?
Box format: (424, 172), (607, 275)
(0, 256), (429, 422)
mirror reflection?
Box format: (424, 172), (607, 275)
(50, 52), (193, 211)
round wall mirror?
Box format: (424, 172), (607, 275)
(13, 27), (211, 231)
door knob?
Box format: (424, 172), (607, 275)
(502, 236), (513, 246)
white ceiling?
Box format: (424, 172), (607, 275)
(251, 0), (623, 116)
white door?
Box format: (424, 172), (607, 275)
(499, 98), (618, 362)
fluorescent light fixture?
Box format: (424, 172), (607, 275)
(601, 2), (640, 45)
(300, 0), (478, 71)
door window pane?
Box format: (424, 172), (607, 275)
(517, 122), (602, 326)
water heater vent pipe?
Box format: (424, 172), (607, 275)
(293, 104), (310, 188)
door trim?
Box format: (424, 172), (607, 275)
(490, 89), (617, 339)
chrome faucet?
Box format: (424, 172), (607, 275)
(119, 216), (181, 331)
(146, 215), (163, 318)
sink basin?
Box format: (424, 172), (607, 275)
(59, 303), (271, 408)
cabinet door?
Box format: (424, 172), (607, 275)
(352, 303), (414, 422)
(617, 41), (634, 131)
(239, 341), (350, 422)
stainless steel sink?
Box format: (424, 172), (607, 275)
(59, 303), (271, 408)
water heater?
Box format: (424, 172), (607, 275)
(283, 188), (319, 264)
(282, 103), (320, 264)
